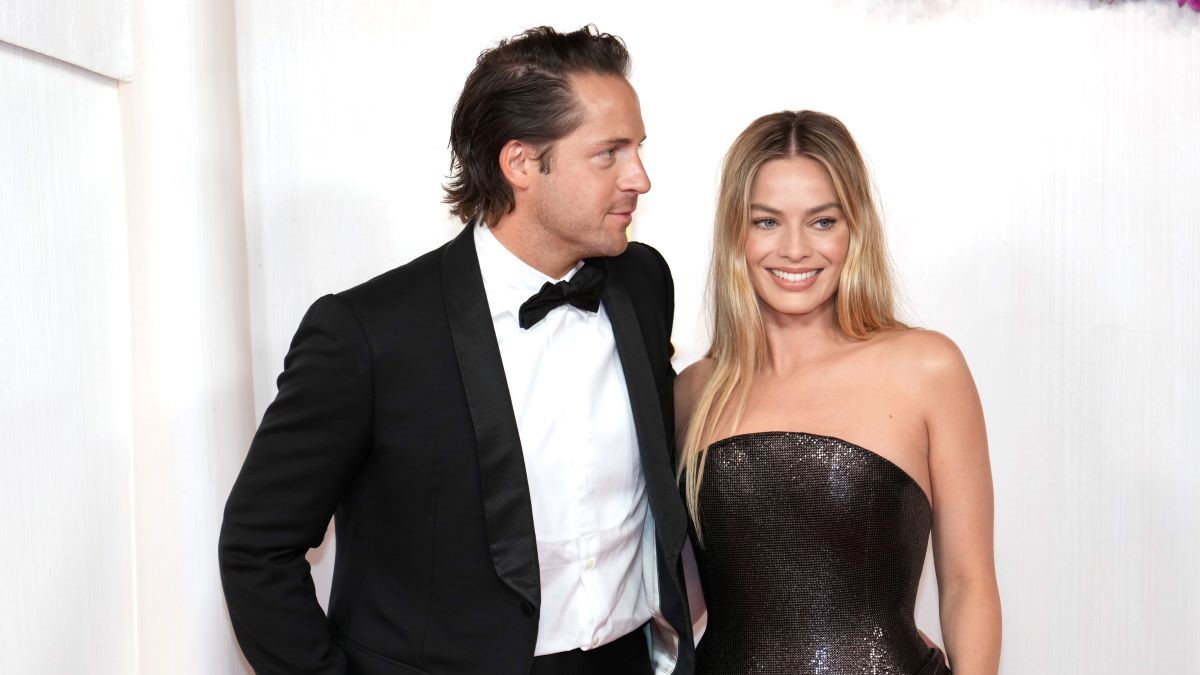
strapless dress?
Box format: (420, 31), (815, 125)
(694, 431), (950, 675)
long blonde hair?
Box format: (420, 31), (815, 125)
(680, 111), (906, 538)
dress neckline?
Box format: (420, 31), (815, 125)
(707, 430), (932, 509)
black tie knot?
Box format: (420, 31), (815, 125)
(518, 260), (606, 329)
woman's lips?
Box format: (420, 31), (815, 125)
(768, 268), (821, 289)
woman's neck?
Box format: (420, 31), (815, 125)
(759, 301), (849, 374)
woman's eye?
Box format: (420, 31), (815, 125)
(813, 217), (837, 230)
(752, 218), (778, 229)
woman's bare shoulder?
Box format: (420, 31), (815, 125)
(873, 328), (969, 379)
(675, 357), (715, 434)
(676, 357), (715, 405)
(870, 329), (980, 422)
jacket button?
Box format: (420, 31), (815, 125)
(521, 601), (535, 617)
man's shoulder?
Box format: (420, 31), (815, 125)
(336, 240), (450, 313)
(608, 240), (671, 283)
(614, 240), (667, 268)
(608, 241), (674, 330)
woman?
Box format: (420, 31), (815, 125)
(676, 111), (1001, 675)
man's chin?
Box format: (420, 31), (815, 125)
(576, 230), (631, 260)
(598, 235), (630, 258)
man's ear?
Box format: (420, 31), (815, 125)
(498, 140), (535, 192)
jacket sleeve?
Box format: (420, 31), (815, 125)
(218, 294), (374, 674)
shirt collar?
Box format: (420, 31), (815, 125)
(473, 223), (584, 321)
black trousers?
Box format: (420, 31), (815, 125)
(530, 626), (653, 675)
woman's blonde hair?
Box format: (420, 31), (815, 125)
(680, 111), (906, 538)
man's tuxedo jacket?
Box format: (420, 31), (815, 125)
(218, 224), (694, 675)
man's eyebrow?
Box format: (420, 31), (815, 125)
(592, 136), (646, 147)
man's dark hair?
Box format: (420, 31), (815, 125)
(444, 25), (631, 225)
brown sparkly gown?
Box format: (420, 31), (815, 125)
(694, 431), (951, 675)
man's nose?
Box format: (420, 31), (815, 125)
(619, 156), (651, 194)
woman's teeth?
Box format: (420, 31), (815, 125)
(770, 269), (819, 282)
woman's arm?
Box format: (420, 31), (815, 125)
(916, 331), (1002, 675)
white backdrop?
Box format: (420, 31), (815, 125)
(235, 2), (1199, 674)
(0, 41), (136, 675)
(0, 0), (133, 80)
(2, 0), (1197, 673)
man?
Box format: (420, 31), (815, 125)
(218, 26), (694, 675)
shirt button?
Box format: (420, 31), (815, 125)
(585, 558), (595, 570)
(592, 637), (600, 648)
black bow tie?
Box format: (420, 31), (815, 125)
(518, 259), (607, 329)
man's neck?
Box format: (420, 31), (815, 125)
(487, 216), (579, 279)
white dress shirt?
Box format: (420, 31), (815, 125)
(473, 224), (654, 656)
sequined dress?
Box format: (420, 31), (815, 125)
(694, 431), (950, 675)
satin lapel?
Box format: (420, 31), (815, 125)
(601, 270), (687, 562)
(441, 224), (540, 611)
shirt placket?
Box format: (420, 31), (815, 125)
(562, 310), (601, 650)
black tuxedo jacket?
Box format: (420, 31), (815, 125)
(219, 224), (694, 675)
